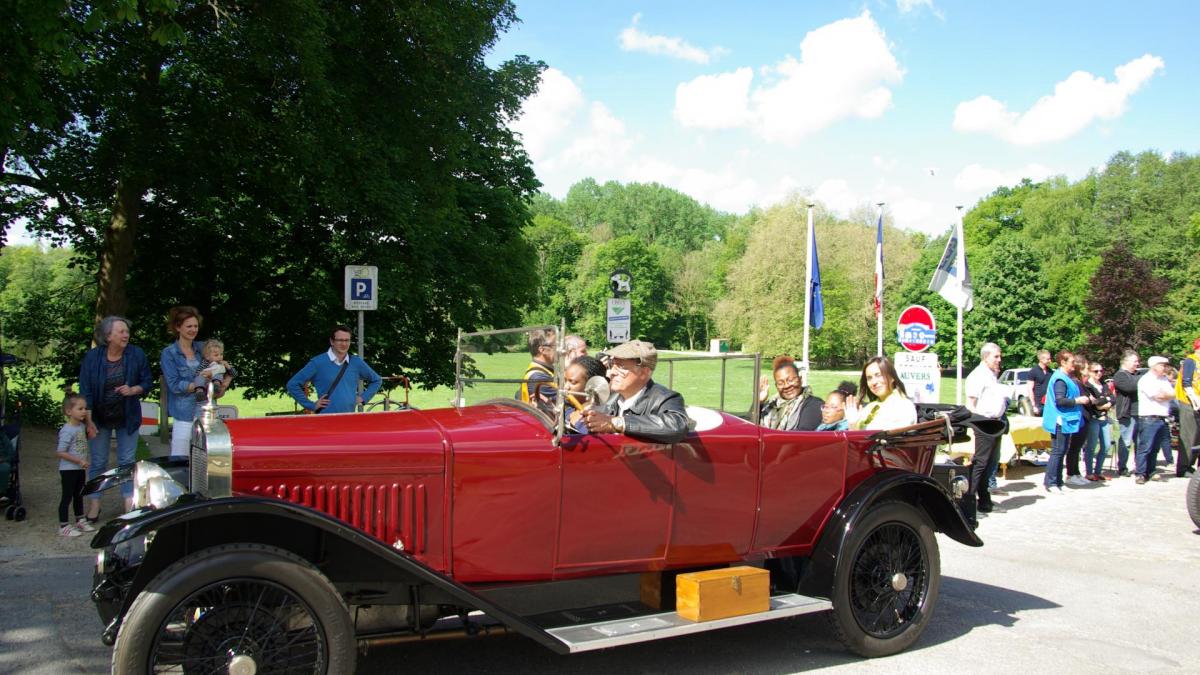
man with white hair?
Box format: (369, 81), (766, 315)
(564, 334), (588, 363)
(965, 342), (1009, 513)
(582, 340), (688, 444)
(1135, 355), (1175, 483)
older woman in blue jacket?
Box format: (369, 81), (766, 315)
(1041, 350), (1092, 493)
(80, 315), (152, 519)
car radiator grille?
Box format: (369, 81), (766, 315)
(250, 481), (428, 553)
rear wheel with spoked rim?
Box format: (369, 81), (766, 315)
(828, 500), (940, 657)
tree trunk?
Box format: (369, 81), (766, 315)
(93, 177), (144, 322)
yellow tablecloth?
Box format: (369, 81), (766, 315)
(940, 414), (1050, 468)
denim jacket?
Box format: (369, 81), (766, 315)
(79, 345), (153, 435)
(161, 340), (205, 422)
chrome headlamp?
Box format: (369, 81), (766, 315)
(131, 462), (187, 510)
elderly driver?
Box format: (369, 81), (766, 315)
(582, 340), (688, 444)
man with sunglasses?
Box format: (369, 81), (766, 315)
(582, 340), (688, 444)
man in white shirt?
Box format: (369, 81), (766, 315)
(965, 342), (1010, 512)
(1135, 355), (1175, 483)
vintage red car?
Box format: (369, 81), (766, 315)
(87, 327), (979, 673)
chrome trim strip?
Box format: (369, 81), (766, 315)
(198, 417), (232, 498)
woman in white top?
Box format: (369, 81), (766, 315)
(845, 356), (918, 430)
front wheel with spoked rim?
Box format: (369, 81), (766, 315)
(112, 543), (356, 674)
(828, 500), (940, 657)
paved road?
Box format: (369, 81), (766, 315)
(3, 466), (1198, 674)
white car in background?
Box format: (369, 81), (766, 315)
(998, 367), (1035, 416)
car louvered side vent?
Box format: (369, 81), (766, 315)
(252, 481), (428, 553)
(189, 445), (208, 496)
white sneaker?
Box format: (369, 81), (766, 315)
(1066, 476), (1090, 486)
(75, 518), (96, 533)
(1044, 485), (1061, 494)
(58, 524), (83, 538)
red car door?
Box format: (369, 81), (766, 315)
(554, 432), (675, 575)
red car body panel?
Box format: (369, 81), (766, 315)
(225, 404), (933, 585)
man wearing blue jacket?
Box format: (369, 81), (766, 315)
(287, 325), (382, 414)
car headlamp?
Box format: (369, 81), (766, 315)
(132, 461), (186, 510)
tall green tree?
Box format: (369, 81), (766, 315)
(961, 234), (1054, 367)
(2, 1), (544, 392)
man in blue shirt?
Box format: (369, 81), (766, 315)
(287, 325), (382, 413)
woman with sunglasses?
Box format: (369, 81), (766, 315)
(1083, 360), (1114, 480)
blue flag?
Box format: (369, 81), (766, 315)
(810, 221), (824, 329)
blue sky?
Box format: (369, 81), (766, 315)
(495, 0), (1199, 234)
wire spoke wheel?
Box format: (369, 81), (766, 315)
(828, 500), (940, 657)
(848, 522), (928, 639)
(150, 578), (326, 674)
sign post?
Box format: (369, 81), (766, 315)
(607, 268), (633, 344)
(895, 304), (940, 403)
(344, 265), (378, 410)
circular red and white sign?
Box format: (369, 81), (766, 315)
(896, 305), (937, 352)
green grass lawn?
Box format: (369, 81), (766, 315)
(55, 351), (971, 422)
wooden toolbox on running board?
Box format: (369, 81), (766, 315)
(675, 566), (770, 622)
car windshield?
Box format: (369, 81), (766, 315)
(453, 326), (764, 429)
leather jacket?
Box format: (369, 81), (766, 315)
(601, 379), (689, 444)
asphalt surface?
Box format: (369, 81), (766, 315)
(2, 465), (1198, 674)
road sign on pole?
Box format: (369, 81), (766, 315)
(344, 265), (378, 311)
(607, 298), (631, 343)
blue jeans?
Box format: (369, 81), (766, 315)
(1084, 418), (1112, 476)
(1117, 418), (1136, 473)
(1135, 417), (1168, 478)
(1045, 431), (1070, 488)
(87, 424), (139, 499)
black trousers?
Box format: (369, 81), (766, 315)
(970, 431), (1002, 506)
(59, 469), (85, 524)
(1179, 407), (1199, 475)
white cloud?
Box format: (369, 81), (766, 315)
(511, 68), (584, 161)
(813, 179), (860, 216)
(896, 0), (943, 19)
(618, 14), (726, 64)
(953, 54), (1164, 145)
(952, 163), (1056, 192)
(873, 155), (898, 172)
(673, 68), (754, 128)
(674, 11), (904, 144)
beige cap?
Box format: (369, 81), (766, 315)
(606, 340), (656, 361)
(1147, 355), (1169, 367)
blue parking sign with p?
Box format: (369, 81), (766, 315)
(344, 265), (379, 310)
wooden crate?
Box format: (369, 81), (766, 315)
(675, 566), (769, 622)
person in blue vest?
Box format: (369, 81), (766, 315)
(287, 325), (381, 414)
(1041, 350), (1092, 493)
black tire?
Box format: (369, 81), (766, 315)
(11, 505), (25, 521)
(1018, 397), (1034, 417)
(828, 500), (940, 658)
(1188, 473), (1200, 529)
(112, 543), (356, 674)
(4, 505), (13, 520)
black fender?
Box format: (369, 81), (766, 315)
(796, 469), (982, 599)
(90, 494), (570, 654)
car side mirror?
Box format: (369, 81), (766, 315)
(585, 376), (610, 408)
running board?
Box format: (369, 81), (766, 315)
(544, 593), (831, 653)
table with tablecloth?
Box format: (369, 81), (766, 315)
(939, 414), (1052, 477)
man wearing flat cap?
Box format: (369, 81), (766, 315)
(583, 340), (689, 444)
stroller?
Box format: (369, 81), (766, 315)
(0, 351), (24, 522)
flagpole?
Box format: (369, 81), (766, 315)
(802, 202), (815, 368)
(876, 202), (885, 357)
(955, 205), (965, 405)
